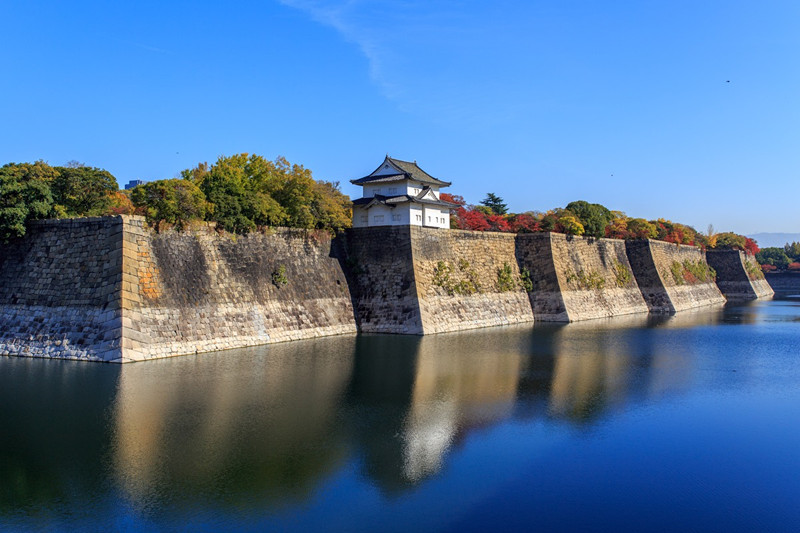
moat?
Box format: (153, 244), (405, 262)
(2, 298), (800, 532)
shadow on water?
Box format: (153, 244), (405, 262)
(0, 303), (767, 526)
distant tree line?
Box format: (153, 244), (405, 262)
(0, 154), (352, 242)
(757, 243), (800, 272)
(443, 192), (760, 254)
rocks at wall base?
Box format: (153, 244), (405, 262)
(706, 249), (774, 301)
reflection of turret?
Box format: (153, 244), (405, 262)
(112, 335), (357, 509)
(349, 328), (525, 492)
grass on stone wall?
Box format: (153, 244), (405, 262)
(745, 259), (765, 280)
(565, 268), (606, 290)
(670, 260), (716, 285)
(612, 260), (633, 288)
(519, 267), (533, 292)
(434, 260), (481, 296)
(496, 262), (516, 292)
(271, 264), (288, 287)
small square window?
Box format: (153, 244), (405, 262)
(392, 214), (401, 221)
(360, 215), (368, 223)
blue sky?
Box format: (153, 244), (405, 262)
(1, 0), (798, 234)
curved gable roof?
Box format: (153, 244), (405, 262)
(350, 156), (452, 187)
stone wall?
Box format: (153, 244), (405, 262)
(0, 218), (124, 361)
(706, 249), (774, 300)
(516, 233), (648, 321)
(626, 240), (725, 313)
(120, 217), (357, 361)
(1, 216), (743, 363)
(765, 272), (800, 294)
(410, 228), (534, 333)
(344, 227), (423, 334)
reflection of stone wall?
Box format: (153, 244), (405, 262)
(516, 233), (648, 321)
(627, 240), (725, 312)
(706, 249), (773, 300)
(0, 217), (124, 361)
(112, 336), (356, 507)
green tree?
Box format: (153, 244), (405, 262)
(130, 179), (208, 231)
(480, 193), (508, 215)
(565, 200), (613, 238)
(756, 247), (791, 269)
(713, 232), (746, 250)
(0, 162), (57, 242)
(310, 180), (351, 231)
(51, 165), (118, 216)
(784, 242), (800, 261)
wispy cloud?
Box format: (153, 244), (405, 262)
(278, 0), (540, 127)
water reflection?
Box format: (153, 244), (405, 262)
(112, 335), (357, 510)
(0, 307), (737, 522)
(348, 331), (525, 491)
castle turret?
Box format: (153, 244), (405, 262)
(350, 156), (459, 228)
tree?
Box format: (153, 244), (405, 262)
(456, 207), (490, 231)
(626, 218), (657, 239)
(565, 200), (612, 238)
(310, 180), (351, 232)
(51, 165), (118, 217)
(0, 161), (57, 242)
(557, 215), (585, 236)
(784, 242), (800, 261)
(713, 232), (746, 250)
(480, 193), (508, 215)
(130, 179), (208, 231)
(756, 247), (791, 269)
(509, 213), (541, 233)
(604, 217), (629, 239)
(183, 154), (351, 233)
(107, 191), (135, 215)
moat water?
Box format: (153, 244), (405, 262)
(2, 298), (800, 532)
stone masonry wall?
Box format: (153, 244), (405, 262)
(627, 240), (725, 313)
(516, 233), (648, 322)
(344, 227), (423, 334)
(765, 272), (800, 294)
(410, 227), (534, 333)
(120, 217), (357, 361)
(0, 217), (124, 361)
(706, 249), (773, 300)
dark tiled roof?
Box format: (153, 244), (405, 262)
(351, 156), (452, 187)
(351, 193), (460, 209)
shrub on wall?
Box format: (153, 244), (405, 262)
(612, 260), (633, 287)
(496, 262), (516, 292)
(565, 269), (605, 290)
